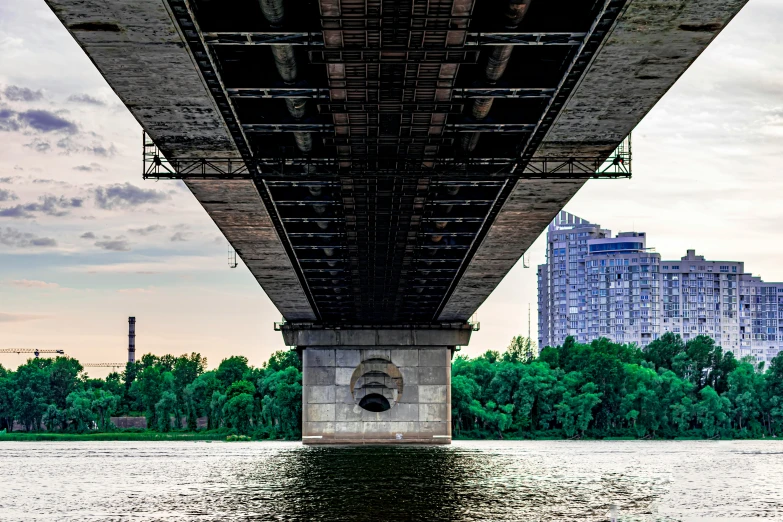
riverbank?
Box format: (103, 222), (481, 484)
(2, 431), (777, 442)
(0, 431), (227, 442)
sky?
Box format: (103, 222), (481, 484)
(1, 0), (782, 376)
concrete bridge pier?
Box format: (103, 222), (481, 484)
(281, 326), (472, 444)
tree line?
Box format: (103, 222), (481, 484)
(1, 333), (782, 439)
(0, 350), (302, 439)
(453, 333), (783, 439)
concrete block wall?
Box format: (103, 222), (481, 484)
(302, 347), (452, 444)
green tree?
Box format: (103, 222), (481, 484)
(13, 359), (52, 431)
(257, 365), (302, 439)
(224, 393), (255, 435)
(555, 374), (602, 438)
(644, 332), (685, 371)
(504, 336), (536, 363)
(725, 361), (764, 433)
(216, 356), (250, 389)
(130, 365), (163, 429)
(91, 390), (119, 431)
(694, 386), (731, 438)
(66, 390), (96, 433)
(155, 392), (177, 432)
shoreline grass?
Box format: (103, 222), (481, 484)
(0, 431), (228, 442)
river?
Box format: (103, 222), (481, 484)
(0, 440), (781, 521)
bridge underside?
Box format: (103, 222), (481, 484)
(48, 0), (746, 443)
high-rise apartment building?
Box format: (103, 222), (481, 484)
(538, 212), (783, 363)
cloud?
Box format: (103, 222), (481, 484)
(24, 139), (51, 153)
(67, 93), (105, 106)
(18, 110), (77, 133)
(9, 279), (60, 289)
(3, 86), (43, 102)
(170, 231), (189, 242)
(63, 256), (217, 274)
(94, 238), (131, 251)
(94, 183), (168, 210)
(0, 195), (84, 218)
(0, 177), (17, 184)
(0, 189), (18, 202)
(1, 107), (77, 135)
(0, 227), (57, 247)
(80, 232), (95, 239)
(117, 288), (155, 294)
(89, 144), (117, 157)
(73, 163), (104, 172)
(0, 312), (48, 323)
(128, 224), (165, 236)
(56, 137), (117, 157)
(0, 109), (21, 131)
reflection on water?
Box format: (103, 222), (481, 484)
(1, 440), (782, 521)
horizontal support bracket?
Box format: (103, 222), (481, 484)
(227, 87), (555, 100)
(143, 132), (631, 180)
(204, 31), (586, 47)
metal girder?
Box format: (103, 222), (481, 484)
(446, 123), (536, 133)
(227, 87), (555, 100)
(452, 87), (556, 99)
(465, 32), (586, 46)
(228, 88), (330, 99)
(143, 132), (631, 180)
(203, 31), (586, 47)
(308, 49), (480, 64)
(242, 123), (333, 133)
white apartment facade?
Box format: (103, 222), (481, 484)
(538, 212), (783, 363)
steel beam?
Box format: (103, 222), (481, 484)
(203, 31), (586, 47)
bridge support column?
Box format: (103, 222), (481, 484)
(281, 326), (472, 444)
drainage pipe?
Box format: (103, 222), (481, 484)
(259, 0), (311, 152)
(461, 0), (533, 152)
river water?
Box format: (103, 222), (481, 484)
(0, 440), (781, 521)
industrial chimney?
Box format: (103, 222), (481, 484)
(128, 317), (136, 364)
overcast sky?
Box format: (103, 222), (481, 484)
(1, 0), (781, 375)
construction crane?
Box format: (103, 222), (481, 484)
(82, 363), (126, 370)
(0, 349), (65, 358)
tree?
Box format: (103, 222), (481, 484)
(514, 362), (561, 431)
(130, 365), (163, 429)
(43, 404), (65, 432)
(91, 390), (119, 431)
(0, 365), (16, 431)
(451, 374), (480, 434)
(66, 391), (96, 433)
(504, 336), (536, 363)
(223, 393), (255, 435)
(619, 364), (663, 437)
(155, 391), (177, 432)
(48, 357), (84, 409)
(644, 332), (685, 371)
(694, 386), (731, 438)
(725, 362), (764, 433)
(216, 356), (249, 389)
(184, 371), (219, 430)
(13, 359), (51, 431)
(555, 374), (603, 438)
(257, 365), (302, 439)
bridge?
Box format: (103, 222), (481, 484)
(47, 0), (747, 443)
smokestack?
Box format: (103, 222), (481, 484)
(128, 316), (136, 364)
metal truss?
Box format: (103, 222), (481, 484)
(143, 132), (631, 180)
(203, 31), (586, 48)
(225, 87), (556, 100)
